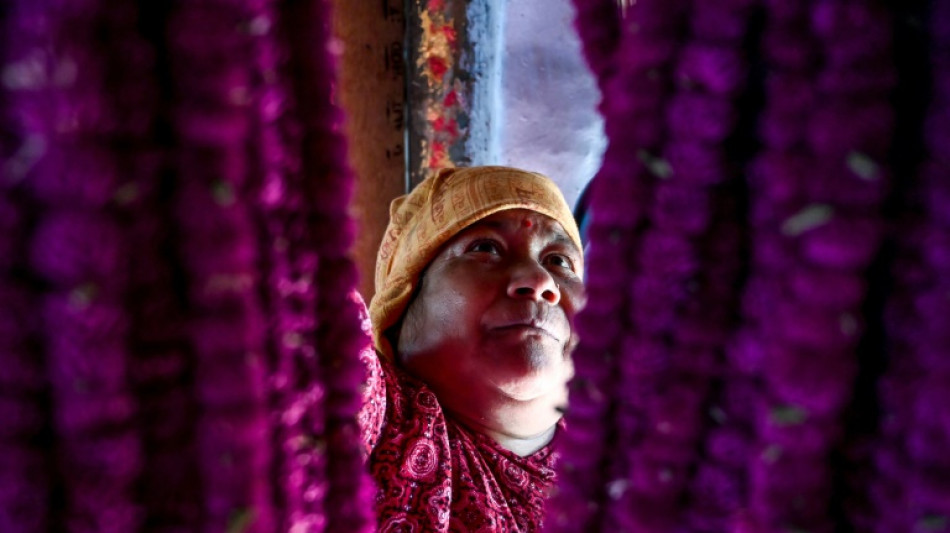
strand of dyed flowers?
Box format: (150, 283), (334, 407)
(97, 1), (204, 528)
(1, 1), (373, 530)
(249, 0), (371, 529)
(604, 0), (755, 528)
(872, 1), (950, 530)
(653, 0), (755, 530)
(732, 1), (895, 531)
(247, 1), (322, 529)
(15, 0), (150, 530)
(721, 1), (822, 529)
(166, 1), (278, 529)
(547, 0), (690, 530)
(278, 0), (374, 529)
(0, 4), (53, 530)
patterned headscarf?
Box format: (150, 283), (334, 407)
(369, 166), (583, 361)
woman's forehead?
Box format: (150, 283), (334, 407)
(460, 209), (577, 248)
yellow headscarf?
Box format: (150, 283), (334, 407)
(368, 166), (582, 361)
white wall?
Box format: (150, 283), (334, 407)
(497, 0), (606, 209)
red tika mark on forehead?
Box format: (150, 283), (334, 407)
(522, 219), (533, 228)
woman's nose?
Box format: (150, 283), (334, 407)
(507, 260), (560, 305)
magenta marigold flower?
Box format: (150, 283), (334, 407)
(670, 344), (721, 375)
(638, 433), (701, 463)
(921, 226), (950, 270)
(194, 356), (269, 409)
(726, 330), (768, 375)
(921, 163), (950, 226)
(719, 377), (761, 423)
(905, 423), (950, 468)
(805, 162), (888, 208)
(54, 390), (137, 434)
(62, 433), (143, 489)
(763, 343), (857, 416)
(761, 24), (818, 70)
(763, 0), (810, 20)
(29, 211), (125, 287)
(748, 151), (807, 204)
(790, 267), (867, 308)
(667, 93), (736, 142)
(664, 141), (728, 185)
(627, 456), (690, 498)
(690, 463), (744, 514)
(651, 182), (712, 234)
(773, 299), (863, 350)
(676, 44), (746, 95)
(618, 0), (688, 37)
(628, 279), (679, 335)
(645, 383), (707, 441)
(0, 197), (24, 271)
(766, 73), (818, 114)
(607, 71), (668, 114)
(905, 473), (950, 518)
(586, 172), (649, 226)
(760, 108), (809, 151)
(751, 232), (796, 271)
(690, 0), (754, 43)
(755, 401), (842, 456)
(639, 231), (698, 276)
(0, 446), (49, 531)
(818, 64), (897, 95)
(706, 427), (754, 469)
(806, 103), (894, 157)
(801, 215), (884, 269)
(42, 292), (128, 350)
(574, 310), (625, 351)
(28, 147), (119, 208)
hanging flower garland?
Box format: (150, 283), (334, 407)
(611, 0), (755, 529)
(0, 4), (52, 530)
(3, 0), (372, 530)
(730, 0), (895, 531)
(547, 0), (691, 530)
(871, 1), (950, 531)
(10, 0), (154, 530)
(166, 0), (278, 530)
(111, 3), (205, 529)
(247, 1), (319, 529)
(248, 0), (371, 529)
(278, 0), (375, 529)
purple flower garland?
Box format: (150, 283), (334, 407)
(557, 0), (904, 531)
(166, 1), (281, 530)
(248, 0), (372, 529)
(605, 0), (755, 530)
(247, 1), (320, 528)
(551, 0), (758, 529)
(114, 6), (205, 530)
(871, 1), (950, 531)
(730, 0), (894, 531)
(278, 0), (375, 529)
(6, 0), (150, 530)
(1, 0), (370, 530)
(547, 0), (690, 530)
(0, 4), (51, 530)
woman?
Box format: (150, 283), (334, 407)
(359, 166), (585, 531)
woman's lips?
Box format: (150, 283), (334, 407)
(490, 320), (560, 341)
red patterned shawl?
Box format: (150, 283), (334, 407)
(358, 338), (559, 532)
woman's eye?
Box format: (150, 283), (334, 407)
(545, 254), (575, 271)
(469, 240), (501, 254)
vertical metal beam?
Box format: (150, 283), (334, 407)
(405, 0), (499, 190)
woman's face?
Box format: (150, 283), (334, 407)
(397, 209), (585, 418)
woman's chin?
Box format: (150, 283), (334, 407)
(490, 367), (569, 403)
